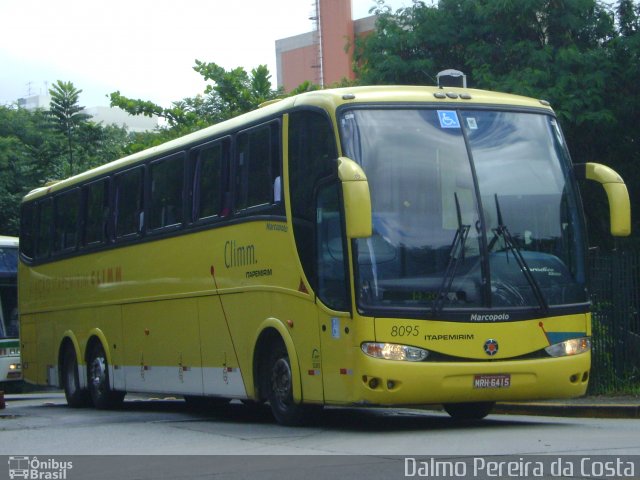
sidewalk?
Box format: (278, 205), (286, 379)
(495, 395), (640, 419)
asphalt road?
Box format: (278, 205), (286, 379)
(1, 392), (638, 479)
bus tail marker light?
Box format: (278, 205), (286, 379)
(544, 337), (591, 357)
(361, 342), (429, 362)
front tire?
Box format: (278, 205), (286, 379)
(443, 401), (495, 420)
(266, 343), (316, 426)
(87, 342), (124, 409)
(62, 346), (90, 408)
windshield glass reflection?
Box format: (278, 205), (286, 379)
(340, 108), (587, 316)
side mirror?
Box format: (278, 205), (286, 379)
(575, 163), (631, 237)
(337, 157), (372, 238)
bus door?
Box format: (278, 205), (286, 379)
(315, 181), (356, 402)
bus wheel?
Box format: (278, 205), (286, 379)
(443, 401), (495, 420)
(266, 344), (313, 426)
(61, 346), (90, 408)
(87, 342), (124, 409)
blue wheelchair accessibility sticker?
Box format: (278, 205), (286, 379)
(437, 110), (460, 129)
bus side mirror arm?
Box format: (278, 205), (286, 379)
(337, 157), (372, 239)
(574, 162), (631, 237)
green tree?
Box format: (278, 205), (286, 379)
(193, 61), (278, 119)
(48, 80), (91, 176)
(109, 61), (281, 151)
(71, 122), (130, 174)
(0, 106), (62, 234)
(0, 102), (132, 235)
(354, 0), (639, 247)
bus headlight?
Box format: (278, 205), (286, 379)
(545, 337), (591, 357)
(361, 342), (429, 361)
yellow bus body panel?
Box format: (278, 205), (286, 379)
(19, 219), (324, 399)
(313, 312), (590, 405)
(374, 314), (588, 359)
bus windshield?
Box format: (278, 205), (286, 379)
(0, 245), (18, 338)
(340, 108), (587, 317)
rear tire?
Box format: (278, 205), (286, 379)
(62, 346), (90, 408)
(266, 343), (318, 426)
(443, 401), (494, 420)
(87, 342), (124, 409)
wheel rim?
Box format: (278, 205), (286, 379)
(90, 354), (107, 398)
(271, 357), (292, 409)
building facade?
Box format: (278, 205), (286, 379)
(275, 0), (375, 92)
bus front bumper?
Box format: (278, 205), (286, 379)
(350, 352), (590, 406)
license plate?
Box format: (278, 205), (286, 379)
(473, 374), (511, 389)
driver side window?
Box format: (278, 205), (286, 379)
(316, 182), (349, 311)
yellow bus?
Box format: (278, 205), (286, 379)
(18, 86), (630, 424)
(0, 235), (21, 385)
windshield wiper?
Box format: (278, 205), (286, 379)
(492, 194), (548, 313)
(433, 193), (470, 315)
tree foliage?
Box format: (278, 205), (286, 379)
(0, 107), (57, 234)
(109, 61), (281, 151)
(48, 80), (92, 176)
(0, 101), (130, 236)
(194, 61), (277, 118)
(1, 62), (284, 234)
(355, 0), (640, 247)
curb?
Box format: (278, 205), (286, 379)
(494, 402), (640, 419)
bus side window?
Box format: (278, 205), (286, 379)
(53, 189), (80, 253)
(235, 122), (280, 212)
(35, 198), (53, 260)
(149, 154), (185, 230)
(316, 182), (350, 311)
(20, 203), (36, 259)
(115, 167), (144, 239)
(193, 139), (229, 220)
(83, 178), (110, 246)
(288, 110), (337, 290)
